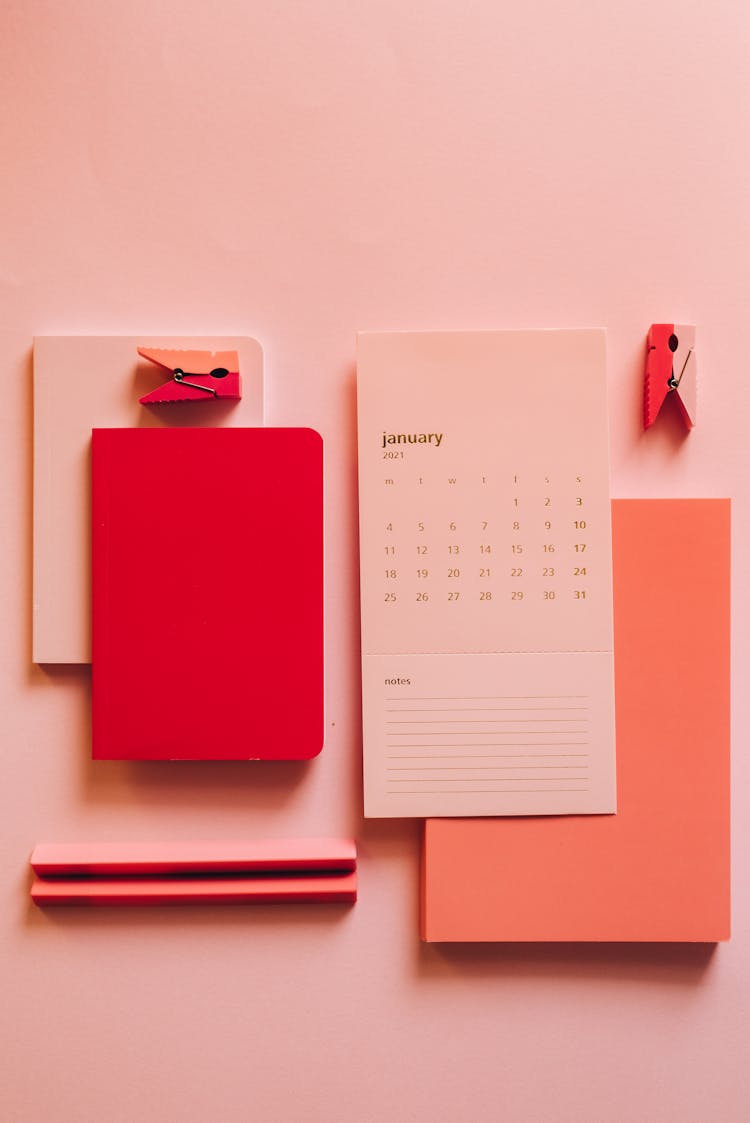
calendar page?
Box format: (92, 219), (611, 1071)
(357, 330), (616, 818)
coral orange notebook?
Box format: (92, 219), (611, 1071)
(422, 499), (730, 942)
(92, 427), (323, 760)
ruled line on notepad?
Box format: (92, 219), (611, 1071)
(387, 788), (590, 794)
(386, 759), (592, 768)
(387, 765), (590, 771)
(385, 706), (588, 712)
(387, 732), (590, 738)
(386, 768), (592, 777)
(386, 719), (588, 725)
(386, 745), (592, 754)
(386, 695), (589, 702)
(387, 744), (590, 750)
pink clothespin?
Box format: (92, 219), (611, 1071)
(644, 324), (696, 429)
(138, 347), (242, 404)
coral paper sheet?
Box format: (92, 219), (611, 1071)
(421, 500), (730, 942)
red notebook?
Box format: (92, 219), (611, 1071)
(92, 427), (323, 760)
(422, 500), (730, 942)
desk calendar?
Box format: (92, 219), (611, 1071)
(357, 330), (616, 818)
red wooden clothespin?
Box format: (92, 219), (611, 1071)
(138, 346), (242, 404)
(644, 324), (696, 429)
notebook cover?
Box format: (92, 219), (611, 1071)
(92, 427), (323, 760)
(31, 872), (357, 907)
(33, 335), (263, 664)
(422, 499), (730, 942)
(30, 839), (356, 876)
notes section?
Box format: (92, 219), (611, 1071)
(363, 653), (616, 818)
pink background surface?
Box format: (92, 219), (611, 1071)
(1, 2), (748, 1120)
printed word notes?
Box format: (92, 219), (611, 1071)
(357, 331), (616, 818)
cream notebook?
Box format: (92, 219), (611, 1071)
(33, 336), (263, 664)
(357, 330), (616, 818)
